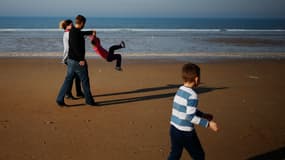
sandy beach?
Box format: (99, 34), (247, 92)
(0, 57), (285, 160)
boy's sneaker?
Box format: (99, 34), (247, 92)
(115, 67), (122, 71)
(120, 41), (126, 48)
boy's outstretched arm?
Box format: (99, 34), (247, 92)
(196, 109), (218, 131)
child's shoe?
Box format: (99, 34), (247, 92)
(120, 41), (126, 48)
(115, 67), (122, 71)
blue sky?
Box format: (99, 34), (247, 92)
(0, 0), (285, 18)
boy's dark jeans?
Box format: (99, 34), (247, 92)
(168, 125), (205, 160)
(107, 45), (122, 67)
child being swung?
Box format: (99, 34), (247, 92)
(168, 63), (219, 160)
(90, 31), (125, 71)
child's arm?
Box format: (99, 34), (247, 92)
(186, 96), (219, 132)
(187, 107), (219, 132)
(196, 109), (218, 131)
(186, 105), (209, 128)
(196, 110), (213, 121)
(92, 30), (96, 37)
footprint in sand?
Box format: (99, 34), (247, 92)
(0, 120), (9, 128)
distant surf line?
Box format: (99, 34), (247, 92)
(0, 28), (285, 32)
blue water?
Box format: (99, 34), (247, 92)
(0, 17), (285, 60)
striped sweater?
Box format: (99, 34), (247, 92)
(170, 85), (209, 132)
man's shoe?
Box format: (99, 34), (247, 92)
(77, 93), (85, 98)
(87, 102), (99, 106)
(65, 95), (76, 100)
(56, 101), (67, 107)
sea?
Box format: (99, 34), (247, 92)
(0, 17), (285, 61)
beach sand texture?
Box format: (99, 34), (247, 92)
(0, 58), (285, 160)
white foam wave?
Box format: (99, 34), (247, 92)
(0, 28), (61, 32)
(226, 29), (285, 32)
(0, 28), (284, 32)
(0, 52), (284, 59)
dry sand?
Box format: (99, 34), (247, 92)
(0, 58), (285, 160)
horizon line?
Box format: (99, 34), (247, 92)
(0, 16), (285, 19)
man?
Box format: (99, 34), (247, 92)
(56, 15), (97, 106)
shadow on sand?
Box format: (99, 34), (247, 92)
(247, 146), (285, 160)
(95, 84), (228, 106)
(63, 84), (228, 107)
(94, 84), (181, 98)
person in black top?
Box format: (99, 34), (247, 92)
(56, 15), (97, 106)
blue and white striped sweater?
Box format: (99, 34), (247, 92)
(170, 86), (209, 131)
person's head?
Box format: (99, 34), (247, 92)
(182, 63), (200, 87)
(59, 19), (73, 30)
(75, 15), (86, 29)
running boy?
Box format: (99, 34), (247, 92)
(89, 31), (125, 71)
(168, 63), (219, 160)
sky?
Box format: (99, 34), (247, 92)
(0, 0), (285, 18)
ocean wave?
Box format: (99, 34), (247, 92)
(0, 28), (285, 32)
(1, 52), (284, 59)
(0, 28), (61, 32)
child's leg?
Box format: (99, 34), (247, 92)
(168, 126), (184, 160)
(108, 44), (123, 55)
(183, 130), (205, 160)
(107, 44), (123, 68)
(107, 54), (122, 67)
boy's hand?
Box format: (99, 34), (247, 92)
(208, 121), (218, 132)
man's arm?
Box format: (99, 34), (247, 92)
(81, 31), (94, 36)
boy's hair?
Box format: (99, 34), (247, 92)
(59, 19), (73, 30)
(75, 15), (86, 25)
(182, 63), (200, 82)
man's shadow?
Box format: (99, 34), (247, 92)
(247, 146), (285, 160)
(93, 84), (228, 106)
(94, 84), (181, 98)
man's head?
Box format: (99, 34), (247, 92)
(75, 15), (86, 29)
(182, 63), (200, 87)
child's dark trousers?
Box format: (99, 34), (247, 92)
(107, 45), (122, 67)
(168, 125), (205, 160)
